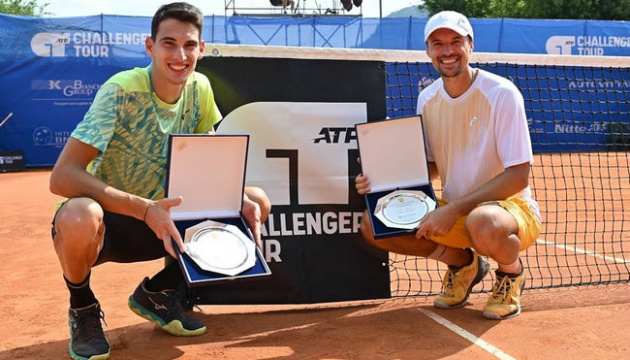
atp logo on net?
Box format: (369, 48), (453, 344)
(31, 32), (70, 57)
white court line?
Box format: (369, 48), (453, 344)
(536, 239), (629, 264)
(417, 308), (517, 360)
(240, 322), (318, 339)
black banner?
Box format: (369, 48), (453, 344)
(193, 56), (389, 304)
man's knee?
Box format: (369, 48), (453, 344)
(54, 198), (104, 250)
(466, 204), (520, 256)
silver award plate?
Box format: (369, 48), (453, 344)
(374, 190), (437, 229)
(184, 221), (256, 276)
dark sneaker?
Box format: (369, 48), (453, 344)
(128, 277), (206, 336)
(434, 253), (490, 309)
(68, 302), (110, 360)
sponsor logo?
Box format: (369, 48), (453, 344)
(313, 127), (356, 144)
(419, 76), (435, 88)
(418, 76), (436, 91)
(63, 81), (101, 97)
(554, 123), (609, 134)
(547, 35), (630, 55)
(32, 80), (102, 97)
(568, 80), (630, 90)
(546, 36), (575, 55)
(148, 297), (168, 311)
(527, 118), (544, 134)
(32, 127), (71, 147)
(31, 32), (70, 57)
(31, 31), (150, 58)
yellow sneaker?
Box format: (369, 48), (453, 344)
(483, 271), (525, 320)
(433, 252), (490, 309)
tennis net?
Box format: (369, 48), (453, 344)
(386, 53), (629, 295)
(206, 44), (630, 296)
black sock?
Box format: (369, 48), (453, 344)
(497, 267), (523, 278)
(448, 248), (475, 270)
(145, 260), (183, 292)
(497, 259), (524, 278)
(65, 272), (97, 309)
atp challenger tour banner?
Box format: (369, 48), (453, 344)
(195, 57), (390, 304)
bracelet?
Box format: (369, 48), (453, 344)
(143, 202), (151, 222)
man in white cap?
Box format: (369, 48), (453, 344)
(355, 11), (541, 319)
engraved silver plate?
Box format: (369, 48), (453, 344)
(183, 220), (256, 276)
(374, 190), (437, 229)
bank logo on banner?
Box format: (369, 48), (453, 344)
(32, 79), (101, 97)
(32, 126), (69, 148)
(30, 31), (150, 58)
(216, 102), (367, 262)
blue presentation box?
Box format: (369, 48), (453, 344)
(166, 134), (271, 287)
(355, 115), (438, 239)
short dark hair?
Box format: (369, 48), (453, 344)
(151, 2), (204, 40)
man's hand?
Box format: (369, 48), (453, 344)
(355, 174), (371, 195)
(143, 196), (184, 258)
(415, 202), (461, 240)
(242, 195), (262, 249)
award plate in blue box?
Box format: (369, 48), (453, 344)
(355, 116), (438, 239)
(166, 134), (271, 287)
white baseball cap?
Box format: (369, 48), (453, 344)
(424, 11), (474, 42)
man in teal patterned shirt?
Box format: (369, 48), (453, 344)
(49, 3), (270, 360)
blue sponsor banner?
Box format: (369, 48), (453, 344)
(501, 18), (630, 56)
(1, 14), (629, 167)
(0, 15), (150, 167)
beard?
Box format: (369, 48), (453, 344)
(437, 60), (466, 78)
(433, 52), (470, 78)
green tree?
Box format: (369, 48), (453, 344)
(0, 0), (49, 16)
(419, 0), (630, 20)
(419, 0), (492, 18)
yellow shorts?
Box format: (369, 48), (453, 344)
(430, 197), (541, 250)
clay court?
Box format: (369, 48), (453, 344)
(0, 168), (628, 360)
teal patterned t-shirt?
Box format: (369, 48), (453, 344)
(71, 65), (221, 200)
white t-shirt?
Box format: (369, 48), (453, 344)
(416, 69), (538, 214)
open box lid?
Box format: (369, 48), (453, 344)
(355, 115), (429, 193)
(166, 134), (249, 221)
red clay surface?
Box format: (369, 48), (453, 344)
(1, 169), (629, 360)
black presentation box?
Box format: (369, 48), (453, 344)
(166, 134), (271, 287)
(355, 115), (438, 239)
